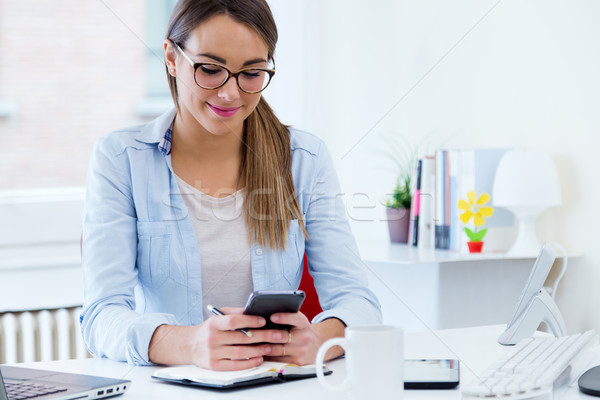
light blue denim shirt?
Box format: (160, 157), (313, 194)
(80, 108), (381, 365)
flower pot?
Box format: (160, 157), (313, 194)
(386, 208), (411, 243)
(467, 241), (484, 253)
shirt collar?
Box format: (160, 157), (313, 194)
(134, 107), (177, 153)
(158, 125), (173, 156)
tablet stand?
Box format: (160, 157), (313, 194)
(498, 288), (567, 345)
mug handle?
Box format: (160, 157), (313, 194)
(315, 337), (349, 392)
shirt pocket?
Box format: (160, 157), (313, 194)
(136, 221), (171, 288)
(280, 219), (305, 286)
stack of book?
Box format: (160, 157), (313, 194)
(407, 148), (512, 252)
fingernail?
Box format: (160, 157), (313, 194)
(258, 317), (266, 326)
(271, 315), (279, 322)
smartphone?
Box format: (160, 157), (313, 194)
(242, 290), (306, 330)
(404, 359), (460, 389)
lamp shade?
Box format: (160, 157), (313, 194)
(493, 149), (562, 255)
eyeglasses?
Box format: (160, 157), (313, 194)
(174, 43), (275, 94)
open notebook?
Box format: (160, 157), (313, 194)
(152, 362), (331, 389)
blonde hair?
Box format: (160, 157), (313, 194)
(166, 0), (307, 249)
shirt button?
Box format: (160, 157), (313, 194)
(255, 248), (263, 256)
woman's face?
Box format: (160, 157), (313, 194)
(167, 15), (270, 137)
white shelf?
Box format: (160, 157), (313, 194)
(358, 242), (539, 265)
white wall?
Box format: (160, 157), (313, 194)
(263, 0), (322, 135)
(315, 0), (600, 334)
(2, 1), (598, 335)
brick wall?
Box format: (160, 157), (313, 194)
(0, 0), (159, 189)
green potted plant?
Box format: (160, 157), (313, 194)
(385, 174), (412, 243)
(378, 132), (427, 243)
(381, 133), (417, 244)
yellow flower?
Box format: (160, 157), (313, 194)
(458, 190), (494, 227)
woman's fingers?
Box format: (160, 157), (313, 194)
(209, 357), (265, 371)
(211, 312), (266, 332)
(261, 312), (316, 365)
(270, 311), (310, 329)
(211, 343), (273, 362)
(213, 328), (286, 345)
(220, 306), (243, 315)
(208, 314), (292, 345)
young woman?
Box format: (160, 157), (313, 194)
(80, 0), (381, 371)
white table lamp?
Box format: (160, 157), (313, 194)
(493, 150), (562, 256)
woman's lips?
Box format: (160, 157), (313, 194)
(207, 103), (241, 117)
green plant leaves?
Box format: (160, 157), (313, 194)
(386, 175), (411, 209)
(464, 227), (487, 242)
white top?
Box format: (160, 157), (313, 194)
(176, 176), (253, 320)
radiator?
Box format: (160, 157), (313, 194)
(0, 306), (90, 364)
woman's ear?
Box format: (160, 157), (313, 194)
(164, 40), (177, 76)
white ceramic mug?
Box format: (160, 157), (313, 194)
(315, 325), (404, 400)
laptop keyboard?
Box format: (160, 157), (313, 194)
(5, 381), (68, 400)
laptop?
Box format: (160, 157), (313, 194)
(0, 365), (130, 400)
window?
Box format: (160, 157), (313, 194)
(137, 0), (177, 117)
(0, 0), (176, 310)
(0, 1), (175, 190)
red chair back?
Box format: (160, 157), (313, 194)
(298, 256), (323, 321)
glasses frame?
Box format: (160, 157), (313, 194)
(174, 43), (275, 94)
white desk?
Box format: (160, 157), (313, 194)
(16, 325), (599, 399)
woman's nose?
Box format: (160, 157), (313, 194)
(217, 76), (241, 101)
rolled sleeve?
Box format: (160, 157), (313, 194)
(126, 313), (179, 365)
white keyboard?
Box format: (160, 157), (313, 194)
(462, 330), (598, 400)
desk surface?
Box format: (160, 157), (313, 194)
(14, 325), (598, 399)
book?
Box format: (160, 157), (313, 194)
(152, 362), (332, 389)
(408, 159), (422, 247)
(448, 149), (461, 251)
(434, 150), (450, 250)
(418, 155), (436, 250)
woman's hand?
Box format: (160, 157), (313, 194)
(148, 307), (292, 371)
(264, 313), (346, 365)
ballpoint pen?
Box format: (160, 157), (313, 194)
(206, 305), (253, 337)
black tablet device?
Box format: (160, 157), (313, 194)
(404, 359), (460, 389)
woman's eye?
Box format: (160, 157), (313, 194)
(241, 70), (262, 79)
(199, 65), (223, 75)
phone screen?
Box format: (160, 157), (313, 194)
(404, 359), (460, 389)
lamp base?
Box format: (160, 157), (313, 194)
(506, 217), (542, 257)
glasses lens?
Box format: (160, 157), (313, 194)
(195, 64), (228, 89)
(238, 69), (272, 93)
